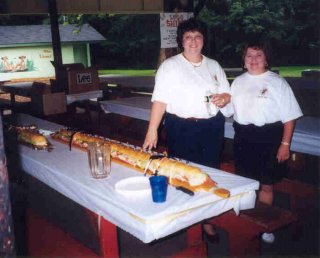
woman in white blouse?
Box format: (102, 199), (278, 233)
(143, 18), (232, 168)
(143, 17), (233, 243)
(231, 42), (303, 243)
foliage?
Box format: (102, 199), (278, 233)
(197, 0), (320, 66)
(0, 0), (318, 68)
(92, 14), (160, 69)
(52, 14), (160, 69)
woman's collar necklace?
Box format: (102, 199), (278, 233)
(182, 53), (203, 68)
(247, 70), (269, 77)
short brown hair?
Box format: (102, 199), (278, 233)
(242, 41), (272, 69)
(176, 18), (207, 50)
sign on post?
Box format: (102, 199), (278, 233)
(160, 12), (193, 48)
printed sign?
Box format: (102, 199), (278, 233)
(76, 73), (92, 85)
(160, 12), (193, 48)
(0, 55), (35, 73)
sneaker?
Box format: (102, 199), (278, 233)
(262, 233), (275, 243)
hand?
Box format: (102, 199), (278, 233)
(142, 129), (158, 151)
(277, 144), (290, 163)
(211, 93), (231, 108)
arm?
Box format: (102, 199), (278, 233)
(211, 62), (233, 113)
(277, 119), (295, 163)
(211, 93), (231, 108)
(143, 101), (167, 150)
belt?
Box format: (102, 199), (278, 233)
(185, 117), (206, 121)
(167, 113), (206, 121)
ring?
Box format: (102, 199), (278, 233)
(222, 98), (225, 103)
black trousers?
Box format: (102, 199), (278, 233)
(233, 121), (287, 185)
(164, 112), (225, 168)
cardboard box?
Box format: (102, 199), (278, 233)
(67, 68), (100, 94)
(32, 82), (51, 94)
(32, 92), (67, 116)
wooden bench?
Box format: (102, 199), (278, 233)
(208, 202), (297, 257)
(274, 178), (318, 212)
(0, 97), (12, 113)
(0, 96), (30, 115)
(240, 202), (297, 232)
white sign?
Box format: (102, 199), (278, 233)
(160, 12), (194, 48)
(76, 73), (92, 84)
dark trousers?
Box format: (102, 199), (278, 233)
(233, 121), (287, 185)
(164, 112), (225, 168)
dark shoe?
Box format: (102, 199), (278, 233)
(203, 223), (220, 244)
(205, 231), (220, 244)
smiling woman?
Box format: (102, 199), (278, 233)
(143, 18), (233, 168)
(231, 41), (303, 243)
(142, 17), (234, 242)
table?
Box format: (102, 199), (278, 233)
(0, 82), (32, 107)
(0, 82), (102, 112)
(100, 75), (155, 90)
(100, 96), (320, 157)
(13, 113), (259, 256)
(66, 90), (102, 104)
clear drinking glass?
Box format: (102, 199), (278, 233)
(87, 142), (111, 179)
(205, 90), (215, 115)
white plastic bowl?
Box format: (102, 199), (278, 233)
(115, 176), (151, 198)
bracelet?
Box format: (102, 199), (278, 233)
(281, 141), (290, 146)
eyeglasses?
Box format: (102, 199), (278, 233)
(183, 35), (203, 42)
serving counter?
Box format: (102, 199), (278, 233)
(11, 113), (259, 256)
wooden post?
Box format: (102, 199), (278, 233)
(99, 217), (120, 258)
(48, 0), (65, 92)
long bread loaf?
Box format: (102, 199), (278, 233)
(51, 129), (229, 197)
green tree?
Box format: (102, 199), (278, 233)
(198, 0), (319, 66)
(54, 14), (160, 69)
(1, 1), (318, 67)
(91, 14), (160, 69)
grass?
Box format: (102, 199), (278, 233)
(274, 66), (320, 77)
(99, 69), (156, 76)
(99, 66), (320, 78)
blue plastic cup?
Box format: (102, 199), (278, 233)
(149, 176), (168, 203)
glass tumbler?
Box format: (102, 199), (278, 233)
(87, 142), (111, 179)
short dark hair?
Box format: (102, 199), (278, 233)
(176, 18), (207, 49)
(242, 41), (272, 69)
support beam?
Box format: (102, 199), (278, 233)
(48, 0), (65, 92)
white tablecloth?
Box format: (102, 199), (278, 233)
(13, 113), (259, 243)
(66, 90), (103, 105)
(100, 97), (320, 157)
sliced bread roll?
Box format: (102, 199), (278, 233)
(50, 129), (229, 197)
(18, 130), (48, 147)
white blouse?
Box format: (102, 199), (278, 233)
(231, 71), (303, 126)
(151, 53), (233, 119)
